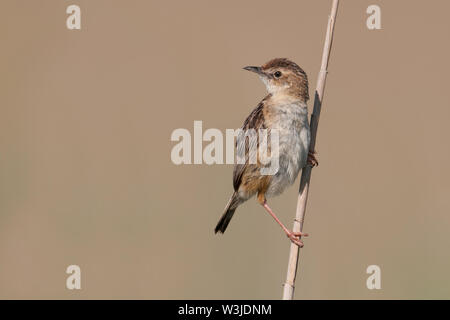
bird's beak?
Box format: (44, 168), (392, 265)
(243, 66), (265, 76)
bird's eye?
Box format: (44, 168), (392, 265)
(273, 71), (282, 78)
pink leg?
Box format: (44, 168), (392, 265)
(262, 201), (309, 247)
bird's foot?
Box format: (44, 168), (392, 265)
(286, 231), (309, 247)
(307, 150), (318, 167)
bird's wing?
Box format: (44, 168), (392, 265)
(232, 96), (269, 192)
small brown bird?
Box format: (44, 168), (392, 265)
(215, 58), (317, 247)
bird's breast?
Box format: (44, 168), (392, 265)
(265, 102), (310, 197)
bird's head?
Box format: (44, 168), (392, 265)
(244, 58), (309, 102)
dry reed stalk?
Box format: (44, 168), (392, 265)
(282, 0), (340, 300)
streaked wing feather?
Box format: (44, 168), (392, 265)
(232, 96), (269, 191)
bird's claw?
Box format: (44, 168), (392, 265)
(286, 231), (309, 247)
(307, 150), (318, 167)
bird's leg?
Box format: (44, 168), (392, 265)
(307, 150), (319, 167)
(258, 194), (308, 247)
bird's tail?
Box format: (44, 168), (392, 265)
(215, 192), (241, 234)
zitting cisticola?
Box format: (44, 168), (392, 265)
(214, 58), (318, 247)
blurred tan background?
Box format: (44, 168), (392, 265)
(1, 0), (449, 299)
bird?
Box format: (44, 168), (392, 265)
(214, 58), (318, 247)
